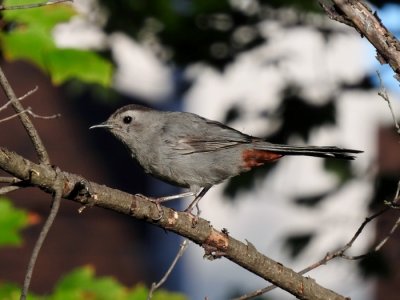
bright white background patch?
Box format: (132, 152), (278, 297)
(183, 19), (399, 300)
(51, 1), (400, 299)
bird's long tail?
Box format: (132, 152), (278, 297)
(253, 142), (363, 160)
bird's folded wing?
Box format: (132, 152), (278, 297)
(164, 118), (251, 154)
(173, 138), (246, 154)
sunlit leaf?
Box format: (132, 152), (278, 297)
(0, 0), (113, 86)
(52, 266), (187, 300)
(52, 266), (124, 300)
(0, 27), (54, 70)
(0, 282), (42, 300)
(3, 0), (75, 30)
(46, 49), (113, 86)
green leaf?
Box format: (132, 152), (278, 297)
(0, 197), (29, 246)
(0, 266), (187, 300)
(150, 289), (186, 300)
(46, 49), (113, 86)
(0, 282), (21, 300)
(0, 281), (44, 300)
(126, 283), (186, 300)
(1, 27), (54, 70)
(52, 266), (187, 300)
(3, 0), (75, 31)
(52, 266), (124, 300)
(0, 0), (113, 86)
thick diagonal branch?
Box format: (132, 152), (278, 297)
(0, 147), (347, 300)
(320, 0), (400, 81)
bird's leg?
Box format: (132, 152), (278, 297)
(149, 191), (196, 221)
(184, 187), (210, 226)
(184, 187), (210, 215)
(73, 179), (97, 213)
(155, 191), (196, 203)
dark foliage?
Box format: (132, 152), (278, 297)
(284, 233), (314, 258)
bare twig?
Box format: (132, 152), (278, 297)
(18, 86), (39, 101)
(0, 0), (72, 11)
(0, 177), (22, 194)
(26, 107), (61, 120)
(0, 185), (20, 194)
(0, 86), (37, 113)
(0, 107), (60, 124)
(374, 215), (400, 251)
(147, 239), (189, 300)
(340, 181), (400, 260)
(0, 147), (348, 300)
(319, 0), (400, 81)
(235, 208), (389, 300)
(0, 66), (50, 164)
(376, 71), (400, 135)
(0, 110), (28, 124)
(0, 176), (20, 184)
(238, 183), (400, 300)
(20, 168), (63, 300)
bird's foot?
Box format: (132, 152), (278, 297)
(184, 204), (201, 227)
(149, 196), (165, 221)
(75, 179), (97, 213)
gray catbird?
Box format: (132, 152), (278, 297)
(90, 104), (362, 212)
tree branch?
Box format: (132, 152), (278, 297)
(0, 67), (50, 164)
(0, 146), (348, 300)
(20, 168), (63, 300)
(319, 0), (400, 81)
(147, 239), (189, 300)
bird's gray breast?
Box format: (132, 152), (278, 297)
(127, 111), (248, 189)
(147, 116), (246, 188)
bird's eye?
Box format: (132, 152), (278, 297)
(123, 116), (132, 124)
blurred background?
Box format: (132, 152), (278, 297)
(0, 0), (400, 299)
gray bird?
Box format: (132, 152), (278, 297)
(90, 104), (362, 212)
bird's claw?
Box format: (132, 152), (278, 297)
(76, 179), (97, 213)
(183, 207), (198, 227)
(150, 197), (164, 221)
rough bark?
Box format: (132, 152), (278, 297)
(0, 146), (348, 300)
(320, 0), (400, 81)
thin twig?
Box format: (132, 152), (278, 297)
(0, 176), (20, 184)
(0, 108), (60, 124)
(18, 86), (39, 101)
(374, 215), (400, 251)
(0, 185), (20, 194)
(0, 86), (37, 113)
(0, 110), (27, 124)
(147, 239), (189, 300)
(20, 169), (63, 300)
(0, 66), (50, 164)
(0, 0), (72, 11)
(340, 181), (400, 260)
(339, 215), (400, 260)
(26, 107), (61, 120)
(234, 208), (389, 300)
(376, 71), (400, 135)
